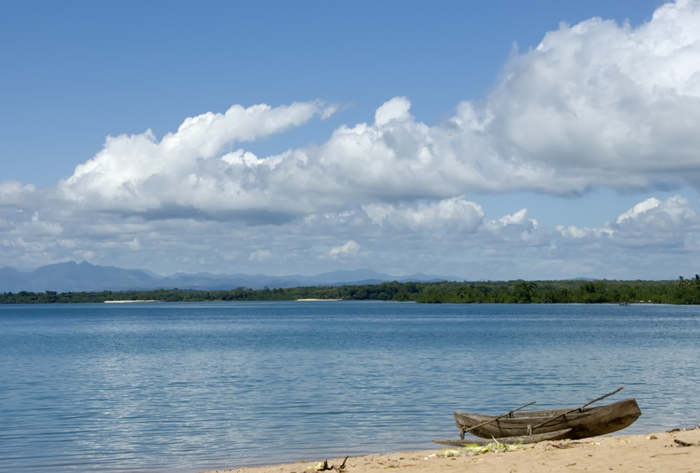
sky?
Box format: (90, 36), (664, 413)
(2, 0), (700, 280)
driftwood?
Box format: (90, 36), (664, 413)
(532, 387), (624, 431)
(674, 439), (696, 447)
(459, 401), (536, 439)
(315, 456), (349, 472)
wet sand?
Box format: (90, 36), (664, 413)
(201, 428), (700, 473)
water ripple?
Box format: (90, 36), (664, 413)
(1, 302), (699, 471)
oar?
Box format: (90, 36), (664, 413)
(459, 401), (536, 439)
(531, 386), (624, 431)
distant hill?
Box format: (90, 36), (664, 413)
(0, 262), (454, 293)
(0, 262), (158, 293)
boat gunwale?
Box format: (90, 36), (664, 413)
(455, 398), (637, 421)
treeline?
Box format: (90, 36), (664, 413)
(4, 276), (700, 304)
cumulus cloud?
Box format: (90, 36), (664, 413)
(5, 1), (700, 280)
(57, 101), (339, 218)
(611, 195), (699, 235)
(616, 198), (662, 224)
(478, 209), (543, 247)
(49, 1), (700, 224)
(329, 240), (360, 259)
(363, 197), (484, 232)
(558, 195), (700, 247)
(557, 225), (613, 240)
(1, 190), (699, 279)
(360, 198), (545, 255)
(488, 0), (700, 191)
(11, 212), (64, 237)
(0, 181), (36, 206)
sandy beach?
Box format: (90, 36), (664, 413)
(202, 428), (700, 473)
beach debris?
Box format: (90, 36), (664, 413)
(307, 457), (349, 472)
(435, 449), (462, 457)
(549, 442), (574, 449)
(673, 439), (695, 447)
(435, 439), (528, 457)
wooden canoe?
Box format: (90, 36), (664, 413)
(433, 428), (573, 446)
(454, 398), (641, 440)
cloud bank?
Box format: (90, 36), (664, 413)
(46, 0), (700, 219)
(2, 0), (700, 279)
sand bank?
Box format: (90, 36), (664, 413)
(202, 428), (700, 473)
(103, 300), (158, 303)
(296, 299), (342, 301)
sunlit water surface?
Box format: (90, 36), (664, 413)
(1, 302), (699, 472)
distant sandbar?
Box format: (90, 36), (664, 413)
(104, 300), (158, 303)
(296, 298), (341, 301)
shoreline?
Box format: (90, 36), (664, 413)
(200, 428), (700, 473)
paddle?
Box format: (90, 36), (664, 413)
(459, 401), (536, 439)
(531, 386), (624, 431)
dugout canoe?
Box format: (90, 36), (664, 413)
(454, 398), (641, 440)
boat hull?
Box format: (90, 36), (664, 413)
(454, 398), (641, 440)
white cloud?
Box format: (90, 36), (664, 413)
(359, 198), (547, 260)
(556, 225), (613, 239)
(57, 101), (338, 217)
(615, 195), (699, 234)
(249, 249), (272, 262)
(52, 1), (700, 223)
(475, 208), (547, 251)
(492, 208), (530, 227)
(558, 195), (699, 246)
(5, 1), (700, 280)
(374, 96), (413, 126)
(363, 197), (484, 232)
(329, 240), (360, 258)
(221, 150), (264, 167)
(616, 198), (662, 224)
(487, 0), (700, 191)
(1, 190), (699, 280)
(0, 181), (36, 206)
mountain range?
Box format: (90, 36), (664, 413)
(0, 261), (454, 293)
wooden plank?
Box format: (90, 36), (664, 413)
(433, 428), (573, 447)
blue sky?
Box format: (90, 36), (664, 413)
(2, 0), (700, 280)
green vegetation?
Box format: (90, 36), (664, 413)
(4, 276), (700, 304)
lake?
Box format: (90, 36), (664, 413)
(1, 302), (699, 472)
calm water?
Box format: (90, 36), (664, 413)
(1, 302), (699, 472)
